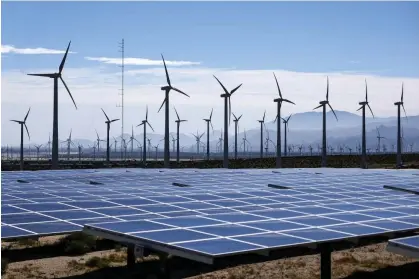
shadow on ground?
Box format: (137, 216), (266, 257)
(342, 262), (419, 279)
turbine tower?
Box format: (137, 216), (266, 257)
(27, 41), (77, 169)
(10, 108), (30, 170)
(281, 114), (292, 156)
(158, 55), (190, 168)
(203, 108), (214, 160)
(232, 113), (243, 160)
(127, 126), (140, 159)
(313, 77), (338, 167)
(214, 76), (242, 168)
(376, 127), (386, 153)
(357, 79), (374, 168)
(101, 108), (119, 162)
(257, 110), (266, 159)
(61, 129), (75, 160)
(273, 73), (295, 167)
(174, 107), (187, 164)
(137, 106), (154, 165)
(394, 84), (407, 167)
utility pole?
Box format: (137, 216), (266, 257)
(116, 39), (125, 160)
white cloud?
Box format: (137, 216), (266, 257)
(1, 45), (76, 55)
(85, 56), (200, 66)
(2, 65), (418, 145)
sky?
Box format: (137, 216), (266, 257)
(1, 1), (419, 145)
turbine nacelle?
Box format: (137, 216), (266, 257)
(319, 100), (328, 105)
(359, 101), (367, 106)
(394, 101), (403, 106)
(161, 85), (171, 91)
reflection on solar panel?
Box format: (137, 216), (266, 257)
(2, 168), (418, 247)
(387, 235), (419, 259)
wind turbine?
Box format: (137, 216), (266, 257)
(34, 144), (43, 161)
(313, 77), (338, 167)
(192, 131), (205, 154)
(47, 134), (52, 158)
(174, 107), (187, 164)
(272, 73), (295, 167)
(214, 76), (242, 168)
(394, 84), (408, 167)
(158, 55), (190, 168)
(61, 129), (75, 160)
(77, 144), (83, 162)
(241, 130), (250, 156)
(232, 113), (243, 160)
(27, 41), (77, 169)
(137, 106), (154, 165)
(127, 125), (140, 159)
(95, 130), (105, 154)
(10, 108), (31, 170)
(281, 114), (292, 156)
(257, 110), (266, 159)
(101, 108), (119, 162)
(113, 137), (118, 153)
(357, 79), (374, 168)
(376, 127), (386, 153)
(203, 108), (214, 160)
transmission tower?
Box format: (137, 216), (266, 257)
(116, 39), (125, 159)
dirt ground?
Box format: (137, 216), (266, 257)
(1, 236), (418, 279)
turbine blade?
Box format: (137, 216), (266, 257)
(273, 72), (282, 98)
(356, 106), (363, 111)
(228, 96), (232, 125)
(367, 104), (375, 118)
(402, 104), (407, 120)
(238, 114), (242, 121)
(101, 108), (110, 121)
(213, 75), (229, 95)
(24, 107), (31, 122)
(161, 54), (171, 86)
(232, 112), (237, 121)
(274, 114), (278, 123)
(174, 106), (180, 121)
(137, 122), (144, 127)
(287, 114), (292, 122)
(230, 84), (242, 95)
(210, 108), (213, 120)
(59, 41), (71, 74)
(24, 124), (30, 140)
(401, 82), (404, 102)
(60, 77), (77, 109)
(328, 104), (338, 121)
(313, 104), (323, 110)
(27, 73), (55, 78)
(326, 76), (329, 101)
(263, 110), (266, 122)
(158, 97), (167, 113)
(147, 121), (155, 132)
(365, 79), (368, 102)
(146, 105), (149, 121)
(172, 87), (190, 97)
(111, 119), (120, 123)
(210, 121), (214, 131)
(283, 99), (296, 105)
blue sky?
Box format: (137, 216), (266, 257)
(2, 1), (419, 145)
(3, 1), (419, 76)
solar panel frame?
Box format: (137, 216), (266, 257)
(387, 235), (419, 259)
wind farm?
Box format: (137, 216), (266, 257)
(2, 2), (419, 279)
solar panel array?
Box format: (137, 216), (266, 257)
(387, 235), (419, 259)
(2, 167), (418, 259)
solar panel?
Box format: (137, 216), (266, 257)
(387, 235), (419, 259)
(2, 168), (418, 245)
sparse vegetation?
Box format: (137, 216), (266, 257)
(57, 232), (97, 255)
(85, 256), (111, 268)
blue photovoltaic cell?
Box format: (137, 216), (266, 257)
(45, 210), (105, 220)
(18, 221), (81, 234)
(70, 217), (122, 226)
(250, 209), (307, 219)
(286, 216), (345, 227)
(173, 238), (263, 255)
(324, 212), (379, 223)
(390, 235), (419, 248)
(63, 200), (121, 209)
(193, 224), (264, 237)
(89, 220), (174, 233)
(1, 225), (34, 238)
(91, 207), (146, 216)
(1, 205), (27, 214)
(15, 203), (77, 212)
(153, 216), (224, 228)
(326, 224), (387, 236)
(132, 228), (215, 243)
(357, 209), (407, 219)
(285, 228), (352, 241)
(234, 232), (310, 248)
(363, 220), (418, 231)
(210, 213), (269, 223)
(244, 220), (309, 232)
(288, 206), (340, 215)
(2, 213), (56, 225)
